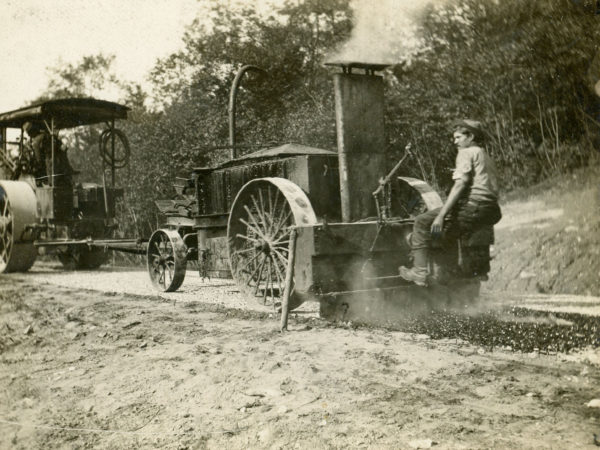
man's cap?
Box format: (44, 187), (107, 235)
(22, 121), (32, 133)
(452, 119), (486, 141)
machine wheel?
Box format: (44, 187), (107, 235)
(58, 246), (108, 270)
(227, 178), (317, 310)
(147, 229), (187, 292)
(0, 181), (37, 273)
(394, 177), (443, 218)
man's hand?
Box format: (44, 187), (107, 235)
(431, 213), (445, 238)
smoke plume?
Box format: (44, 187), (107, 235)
(330, 0), (446, 64)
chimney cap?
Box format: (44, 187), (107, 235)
(324, 61), (391, 74)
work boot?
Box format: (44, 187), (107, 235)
(399, 248), (429, 287)
(398, 266), (428, 287)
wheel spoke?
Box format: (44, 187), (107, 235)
(271, 248), (288, 275)
(270, 199), (286, 235)
(262, 259), (271, 304)
(272, 209), (292, 237)
(272, 244), (290, 253)
(271, 255), (285, 295)
(267, 187), (275, 234)
(258, 188), (273, 235)
(251, 194), (270, 234)
(252, 256), (267, 294)
(0, 245), (8, 262)
(236, 250), (261, 275)
(236, 233), (260, 244)
(245, 253), (265, 285)
(243, 205), (267, 240)
(232, 247), (256, 257)
(254, 260), (266, 296)
(270, 259), (276, 302)
(267, 186), (273, 211)
(270, 189), (283, 234)
(272, 232), (291, 245)
(166, 262), (173, 283)
(239, 218), (265, 241)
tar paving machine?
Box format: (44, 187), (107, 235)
(0, 98), (141, 273)
(148, 62), (495, 322)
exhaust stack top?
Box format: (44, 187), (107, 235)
(326, 61), (390, 222)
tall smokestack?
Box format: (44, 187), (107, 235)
(329, 62), (389, 222)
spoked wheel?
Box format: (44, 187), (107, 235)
(147, 229), (187, 292)
(227, 178), (317, 310)
(57, 246), (108, 270)
(0, 181), (37, 273)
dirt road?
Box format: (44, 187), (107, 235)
(1, 266), (600, 449)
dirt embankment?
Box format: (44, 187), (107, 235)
(489, 164), (600, 297)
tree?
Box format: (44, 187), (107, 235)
(385, 0), (600, 190)
(123, 0), (354, 236)
(42, 54), (123, 100)
(147, 0), (353, 155)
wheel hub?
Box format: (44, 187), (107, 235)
(257, 240), (271, 254)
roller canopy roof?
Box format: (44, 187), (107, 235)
(0, 98), (129, 129)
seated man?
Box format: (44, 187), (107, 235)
(399, 119), (502, 286)
(23, 121), (73, 187)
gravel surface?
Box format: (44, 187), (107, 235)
(3, 261), (598, 354)
(10, 262), (320, 316)
(10, 262), (600, 317)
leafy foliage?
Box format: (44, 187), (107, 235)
(386, 0), (600, 191)
(124, 0), (353, 235)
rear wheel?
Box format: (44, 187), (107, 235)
(227, 178), (317, 310)
(0, 181), (37, 273)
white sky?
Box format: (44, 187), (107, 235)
(1, 0), (425, 113)
(0, 0), (199, 112)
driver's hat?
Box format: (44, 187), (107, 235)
(452, 119), (485, 142)
(23, 121), (41, 135)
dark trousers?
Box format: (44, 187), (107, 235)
(411, 200), (501, 250)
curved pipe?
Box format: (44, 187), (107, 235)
(228, 65), (265, 159)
